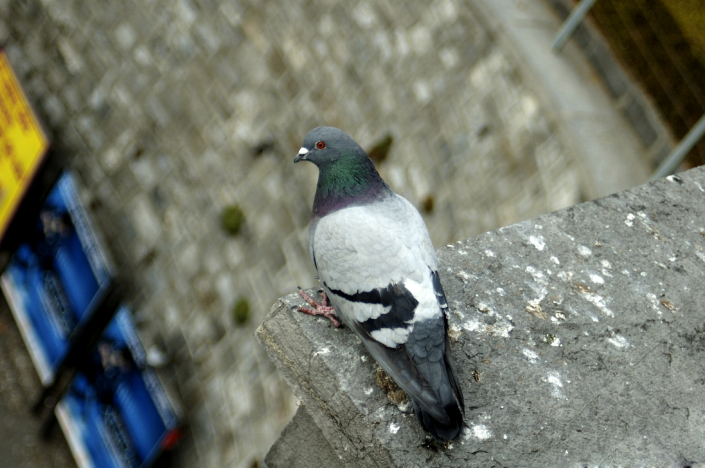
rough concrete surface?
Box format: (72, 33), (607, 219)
(258, 166), (705, 467)
(264, 405), (344, 468)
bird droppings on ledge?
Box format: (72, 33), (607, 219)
(522, 348), (540, 363)
(545, 372), (566, 399)
(448, 323), (463, 342)
(529, 235), (546, 251)
(608, 334), (630, 349)
(375, 368), (409, 408)
(589, 273), (604, 284)
(465, 424), (493, 441)
(577, 245), (592, 257)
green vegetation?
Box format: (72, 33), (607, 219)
(221, 205), (245, 236)
(366, 134), (394, 163)
(232, 297), (251, 326)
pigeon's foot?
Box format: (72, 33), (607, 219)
(295, 288), (340, 327)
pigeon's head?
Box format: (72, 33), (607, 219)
(294, 126), (365, 166)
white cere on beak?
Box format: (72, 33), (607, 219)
(298, 147), (309, 156)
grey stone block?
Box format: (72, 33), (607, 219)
(258, 166), (705, 466)
(265, 406), (344, 468)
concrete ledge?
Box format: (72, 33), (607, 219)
(264, 406), (343, 468)
(258, 166), (705, 466)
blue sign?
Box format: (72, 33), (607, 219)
(0, 171), (115, 384)
(56, 306), (182, 468)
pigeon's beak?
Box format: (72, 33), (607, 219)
(294, 147), (309, 163)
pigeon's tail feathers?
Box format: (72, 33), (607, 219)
(413, 401), (464, 442)
(347, 319), (451, 422)
(445, 337), (465, 414)
(413, 346), (465, 441)
(349, 316), (465, 441)
(405, 316), (465, 441)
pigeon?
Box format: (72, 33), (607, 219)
(294, 126), (465, 441)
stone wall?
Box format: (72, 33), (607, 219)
(259, 166), (705, 467)
(544, 0), (675, 166)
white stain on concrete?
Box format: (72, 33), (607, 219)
(557, 271), (573, 281)
(580, 291), (614, 317)
(646, 293), (662, 315)
(625, 213), (635, 227)
(589, 273), (604, 284)
(577, 245), (592, 257)
(448, 323), (463, 341)
(523, 348), (539, 363)
(525, 266), (549, 315)
(468, 424), (492, 441)
(462, 319), (484, 333)
(600, 259), (614, 277)
(492, 321), (514, 338)
(526, 266), (548, 285)
(608, 334), (630, 349)
(546, 371), (566, 399)
(389, 422), (400, 434)
(457, 270), (471, 282)
(550, 256), (560, 265)
(529, 235), (546, 251)
(696, 251), (705, 264)
(484, 249), (496, 257)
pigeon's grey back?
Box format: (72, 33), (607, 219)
(297, 127), (465, 441)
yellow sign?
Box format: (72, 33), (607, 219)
(0, 50), (49, 240)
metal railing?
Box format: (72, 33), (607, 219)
(552, 0), (705, 178)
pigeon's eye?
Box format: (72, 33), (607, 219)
(316, 141), (325, 149)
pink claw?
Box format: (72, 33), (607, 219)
(296, 289), (340, 327)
